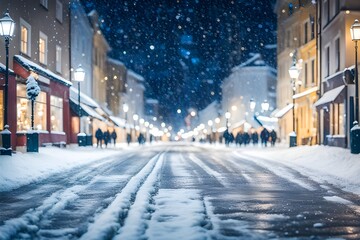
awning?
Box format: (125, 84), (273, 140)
(231, 120), (246, 129)
(314, 85), (345, 108)
(293, 87), (318, 99)
(70, 99), (105, 121)
(14, 55), (72, 86)
(109, 116), (126, 128)
(274, 104), (294, 118)
(70, 86), (100, 108)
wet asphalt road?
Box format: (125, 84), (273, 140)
(0, 143), (359, 239)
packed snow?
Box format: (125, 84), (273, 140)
(0, 142), (359, 239)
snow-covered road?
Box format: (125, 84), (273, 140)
(0, 144), (359, 239)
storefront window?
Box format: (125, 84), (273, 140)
(50, 95), (63, 132)
(17, 85), (47, 131)
(330, 103), (345, 135)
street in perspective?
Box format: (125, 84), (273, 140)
(0, 143), (360, 239)
(1, 0), (360, 239)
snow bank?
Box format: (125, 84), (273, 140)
(241, 145), (360, 194)
(0, 146), (119, 192)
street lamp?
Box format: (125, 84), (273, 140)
(261, 100), (270, 112)
(0, 10), (15, 155)
(249, 98), (256, 112)
(74, 65), (85, 145)
(289, 63), (300, 147)
(133, 113), (139, 136)
(350, 19), (360, 154)
(123, 103), (129, 126)
(225, 111), (231, 129)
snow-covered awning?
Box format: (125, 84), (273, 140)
(70, 87), (100, 108)
(314, 85), (345, 108)
(14, 55), (72, 86)
(231, 120), (246, 129)
(69, 98), (105, 121)
(293, 87), (318, 99)
(109, 116), (126, 128)
(274, 104), (294, 118)
(257, 115), (278, 122)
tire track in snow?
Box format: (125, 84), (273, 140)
(80, 153), (163, 240)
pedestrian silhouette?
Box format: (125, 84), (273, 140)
(111, 129), (117, 146)
(95, 128), (103, 148)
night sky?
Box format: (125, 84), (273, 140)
(80, 0), (277, 128)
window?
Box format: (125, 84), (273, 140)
(40, 0), (48, 9)
(335, 0), (340, 14)
(310, 17), (315, 40)
(56, 0), (63, 23)
(56, 45), (62, 73)
(304, 22), (308, 44)
(304, 63), (308, 87)
(311, 59), (315, 85)
(330, 103), (345, 135)
(39, 32), (48, 65)
(335, 38), (340, 71)
(20, 18), (31, 56)
(326, 46), (330, 76)
(17, 85), (47, 131)
(50, 96), (63, 132)
(324, 0), (329, 24)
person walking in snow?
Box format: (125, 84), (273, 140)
(270, 129), (277, 147)
(126, 133), (131, 146)
(260, 127), (269, 147)
(95, 128), (103, 148)
(103, 129), (110, 148)
(111, 129), (117, 146)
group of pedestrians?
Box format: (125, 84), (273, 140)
(223, 127), (277, 147)
(95, 128), (117, 148)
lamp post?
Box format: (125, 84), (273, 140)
(0, 10), (15, 155)
(123, 103), (129, 127)
(74, 65), (85, 146)
(261, 100), (270, 113)
(249, 98), (256, 112)
(225, 111), (231, 129)
(289, 64), (300, 147)
(133, 113), (139, 137)
(350, 19), (360, 154)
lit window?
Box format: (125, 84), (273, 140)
(56, 45), (62, 73)
(20, 18), (31, 56)
(39, 32), (48, 65)
(330, 103), (345, 135)
(17, 85), (47, 131)
(50, 96), (63, 132)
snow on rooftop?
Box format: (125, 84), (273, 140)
(127, 70), (144, 82)
(107, 57), (125, 66)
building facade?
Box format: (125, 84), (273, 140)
(0, 0), (72, 150)
(315, 0), (360, 148)
(275, 0), (318, 145)
(221, 54), (277, 134)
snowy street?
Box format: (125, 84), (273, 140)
(0, 144), (360, 239)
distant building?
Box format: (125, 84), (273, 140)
(145, 98), (159, 120)
(126, 70), (145, 126)
(221, 54), (277, 133)
(106, 58), (127, 117)
(88, 10), (111, 107)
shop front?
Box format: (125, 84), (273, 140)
(13, 55), (71, 150)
